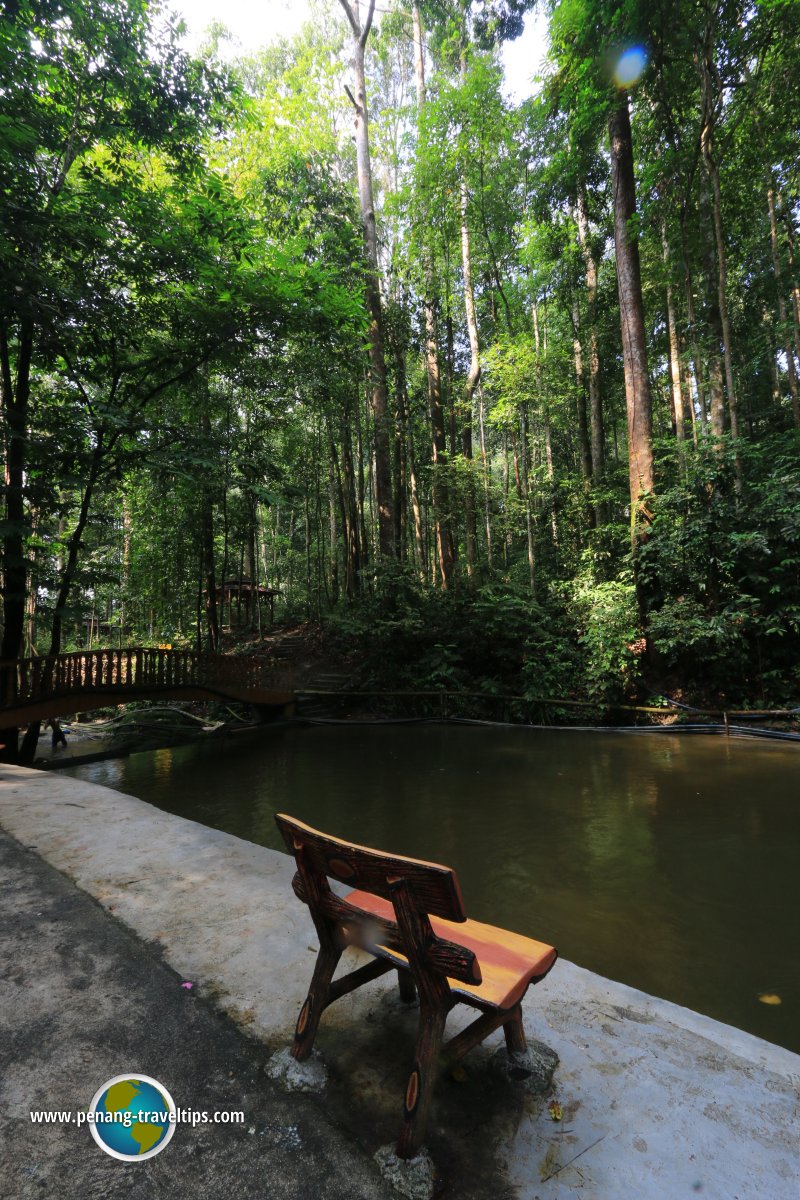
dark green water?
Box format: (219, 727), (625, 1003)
(64, 724), (800, 1053)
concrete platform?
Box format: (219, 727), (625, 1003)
(0, 829), (394, 1200)
(1, 764), (798, 1198)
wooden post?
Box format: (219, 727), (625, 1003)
(291, 944), (342, 1063)
(388, 877), (452, 1159)
(290, 844), (342, 1062)
(502, 1003), (532, 1079)
(397, 1004), (448, 1160)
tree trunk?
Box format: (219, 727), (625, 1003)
(18, 442), (106, 764)
(0, 320), (33, 760)
(121, 491), (132, 642)
(699, 20), (739, 440)
(782, 201), (800, 370)
(340, 0), (395, 557)
(354, 386), (369, 566)
(399, 381), (425, 582)
(519, 406), (536, 596)
(571, 301), (594, 528)
(413, 4), (454, 586)
(425, 294), (456, 587)
(702, 151), (739, 436)
(532, 303), (558, 549)
(477, 383), (493, 566)
(412, 2), (425, 100)
(326, 453), (338, 604)
(459, 173), (479, 577)
(47, 449), (104, 663)
(0, 324), (31, 660)
(679, 209), (707, 433)
(245, 499), (258, 630)
(576, 189), (605, 520)
(502, 430), (512, 567)
(201, 407), (220, 652)
(394, 403), (406, 564)
(340, 421), (364, 596)
(608, 99), (654, 539)
(329, 435), (348, 601)
(24, 507), (39, 655)
(445, 294), (457, 461)
(389, 337), (407, 561)
(760, 308), (780, 408)
(767, 184), (800, 426)
(662, 226), (686, 442)
(698, 183), (727, 437)
(679, 352), (698, 445)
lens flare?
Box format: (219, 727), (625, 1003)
(613, 47), (648, 88)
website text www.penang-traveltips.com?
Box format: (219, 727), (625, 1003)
(30, 1107), (245, 1128)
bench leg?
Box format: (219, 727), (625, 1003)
(397, 969), (417, 1005)
(503, 1003), (532, 1079)
(396, 1002), (447, 1160)
(292, 944), (341, 1062)
(503, 1004), (527, 1055)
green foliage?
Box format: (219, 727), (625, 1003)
(3, 0), (800, 719)
(327, 568), (584, 707)
(641, 435), (800, 701)
(562, 573), (643, 703)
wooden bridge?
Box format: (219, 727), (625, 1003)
(0, 647), (295, 727)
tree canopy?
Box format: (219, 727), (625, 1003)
(2, 0), (800, 757)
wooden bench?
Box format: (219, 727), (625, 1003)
(275, 814), (558, 1159)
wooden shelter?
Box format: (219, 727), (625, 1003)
(213, 579), (280, 630)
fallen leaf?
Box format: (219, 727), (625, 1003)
(757, 993), (781, 1005)
(548, 1100), (563, 1122)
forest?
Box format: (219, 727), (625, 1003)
(2, 0), (800, 739)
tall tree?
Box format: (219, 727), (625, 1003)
(608, 97), (654, 536)
(697, 1), (739, 439)
(576, 187), (606, 508)
(339, 0), (396, 557)
(412, 3), (456, 584)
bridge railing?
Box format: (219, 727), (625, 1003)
(0, 648), (292, 709)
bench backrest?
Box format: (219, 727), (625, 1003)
(275, 813), (481, 987)
(275, 813), (467, 921)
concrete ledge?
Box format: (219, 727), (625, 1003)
(2, 764), (799, 1198)
(0, 828), (392, 1199)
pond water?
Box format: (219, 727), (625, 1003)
(63, 724), (800, 1053)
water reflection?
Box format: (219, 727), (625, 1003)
(65, 725), (800, 1052)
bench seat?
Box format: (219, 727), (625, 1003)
(344, 889), (557, 1010)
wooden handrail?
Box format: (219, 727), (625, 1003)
(0, 648), (292, 710)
